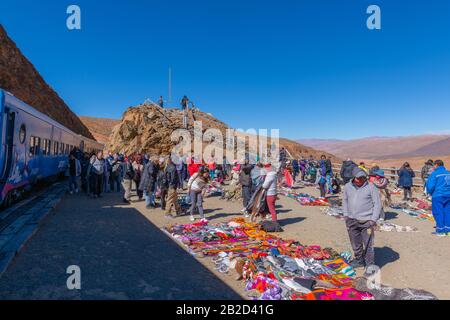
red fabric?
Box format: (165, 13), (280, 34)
(188, 162), (201, 177)
(284, 169), (293, 187)
(266, 195), (277, 221)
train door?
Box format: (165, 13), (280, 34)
(0, 109), (15, 184)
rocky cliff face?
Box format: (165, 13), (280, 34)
(79, 116), (120, 143)
(105, 103), (339, 161)
(0, 24), (94, 139)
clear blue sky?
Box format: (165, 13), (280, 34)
(1, 0), (449, 140)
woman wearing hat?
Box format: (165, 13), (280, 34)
(369, 169), (391, 221)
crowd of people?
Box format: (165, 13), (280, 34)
(66, 147), (450, 274)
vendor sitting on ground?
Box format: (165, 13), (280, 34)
(343, 167), (382, 272)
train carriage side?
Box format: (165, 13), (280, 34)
(0, 89), (102, 207)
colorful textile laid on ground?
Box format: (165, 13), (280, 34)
(280, 188), (330, 207)
(205, 181), (224, 197)
(390, 199), (434, 222)
(164, 218), (375, 300)
(320, 207), (418, 233)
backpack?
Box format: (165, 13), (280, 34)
(260, 220), (283, 233)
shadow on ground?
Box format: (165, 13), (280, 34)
(375, 246), (401, 268)
(0, 194), (242, 300)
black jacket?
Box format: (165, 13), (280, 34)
(166, 163), (179, 189)
(139, 162), (159, 192)
(340, 161), (357, 180)
(123, 162), (135, 180)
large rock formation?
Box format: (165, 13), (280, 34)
(0, 24), (94, 139)
(105, 103), (339, 161)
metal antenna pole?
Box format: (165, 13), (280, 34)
(168, 67), (172, 107)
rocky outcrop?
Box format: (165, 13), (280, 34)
(105, 103), (339, 161)
(79, 116), (120, 143)
(0, 24), (94, 139)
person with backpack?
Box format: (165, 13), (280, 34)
(165, 157), (182, 217)
(139, 156), (159, 208)
(122, 156), (135, 204)
(341, 159), (357, 184)
(187, 167), (210, 222)
(110, 153), (123, 193)
(132, 155), (144, 201)
(426, 160), (450, 236)
(156, 159), (169, 212)
(398, 162), (416, 201)
(90, 151), (106, 198)
(68, 153), (81, 194)
(421, 159), (434, 195)
(239, 159), (254, 214)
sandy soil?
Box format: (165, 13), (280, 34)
(131, 185), (450, 300)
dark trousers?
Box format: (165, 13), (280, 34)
(403, 187), (413, 200)
(92, 173), (103, 196)
(345, 218), (375, 266)
(110, 174), (121, 192)
(160, 188), (168, 210)
(242, 185), (252, 208)
(319, 181), (326, 198)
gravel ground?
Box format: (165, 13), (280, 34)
(0, 184), (448, 300)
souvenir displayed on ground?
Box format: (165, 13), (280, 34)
(280, 188), (330, 207)
(205, 181), (224, 197)
(390, 201), (434, 222)
(164, 218), (376, 300)
(320, 207), (418, 232)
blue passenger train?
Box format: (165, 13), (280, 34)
(0, 89), (103, 207)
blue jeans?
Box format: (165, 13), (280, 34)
(69, 175), (78, 192)
(144, 182), (157, 207)
(432, 196), (450, 234)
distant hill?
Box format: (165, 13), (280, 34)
(299, 135), (450, 160)
(0, 24), (94, 140)
(79, 116), (120, 144)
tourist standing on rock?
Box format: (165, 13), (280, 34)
(140, 156), (159, 208)
(342, 167), (382, 271)
(263, 163), (278, 222)
(187, 168), (210, 222)
(181, 95), (189, 128)
(421, 159), (434, 195)
(122, 156), (135, 204)
(132, 155), (144, 201)
(156, 159), (169, 212)
(341, 159), (357, 184)
(398, 162), (415, 202)
(165, 158), (182, 217)
(426, 160), (450, 236)
(68, 153), (81, 194)
(239, 159), (253, 214)
(158, 96), (164, 108)
(90, 151), (106, 198)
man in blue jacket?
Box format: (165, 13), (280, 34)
(426, 160), (450, 236)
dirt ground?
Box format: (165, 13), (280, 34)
(131, 184), (450, 300)
(0, 183), (448, 300)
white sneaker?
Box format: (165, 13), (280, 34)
(244, 213), (250, 218)
(201, 218), (208, 223)
(241, 208), (247, 213)
(190, 215), (195, 222)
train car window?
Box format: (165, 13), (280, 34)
(48, 141), (52, 155)
(54, 142), (59, 155)
(36, 137), (41, 155)
(19, 124), (26, 144)
(29, 136), (35, 157)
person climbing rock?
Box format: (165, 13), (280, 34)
(342, 167), (382, 271)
